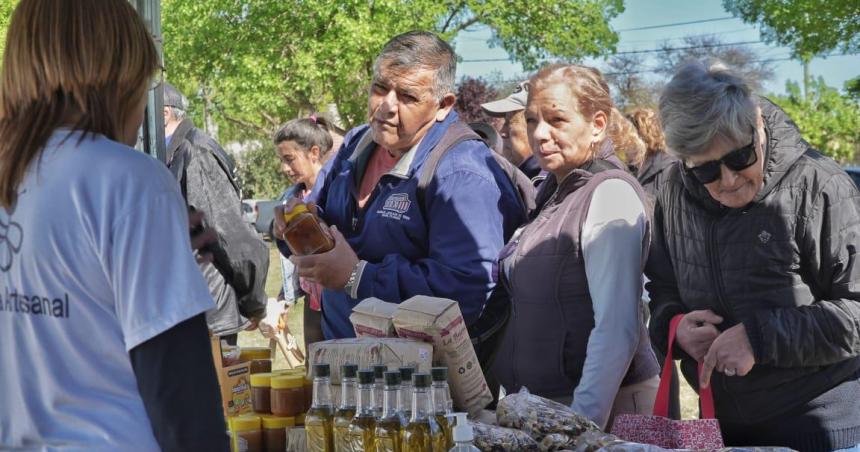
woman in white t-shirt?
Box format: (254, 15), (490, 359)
(0, 1), (228, 450)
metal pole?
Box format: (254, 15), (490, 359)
(132, 0), (166, 164)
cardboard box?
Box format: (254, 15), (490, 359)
(210, 336), (253, 417)
(350, 297), (399, 338)
(392, 296), (492, 415)
(306, 338), (433, 384)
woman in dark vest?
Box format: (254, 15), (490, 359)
(493, 63), (660, 430)
(648, 59), (860, 451)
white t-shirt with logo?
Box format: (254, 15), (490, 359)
(0, 130), (215, 450)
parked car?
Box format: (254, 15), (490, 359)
(253, 190), (291, 237)
(240, 200), (256, 226)
(844, 167), (860, 190)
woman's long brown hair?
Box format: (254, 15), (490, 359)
(0, 0), (159, 208)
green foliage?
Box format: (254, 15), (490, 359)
(235, 144), (286, 200)
(772, 77), (860, 163)
(161, 0), (623, 143)
(0, 0), (18, 58)
(846, 76), (860, 102)
(724, 0), (860, 58)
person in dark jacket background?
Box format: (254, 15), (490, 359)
(648, 59), (860, 451)
(628, 107), (677, 206)
(481, 81), (544, 184)
(163, 83), (269, 342)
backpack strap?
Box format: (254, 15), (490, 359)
(415, 122), (483, 217)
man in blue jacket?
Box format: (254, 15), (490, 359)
(274, 31), (524, 340)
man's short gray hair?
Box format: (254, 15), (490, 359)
(373, 31), (456, 101)
(659, 59), (757, 158)
(168, 106), (187, 121)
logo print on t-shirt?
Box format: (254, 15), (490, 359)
(0, 219), (23, 272)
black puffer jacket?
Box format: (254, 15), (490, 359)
(646, 97), (860, 425)
(167, 119), (268, 336)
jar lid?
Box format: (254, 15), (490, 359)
(230, 415), (261, 432)
(283, 203), (310, 223)
(262, 415), (296, 429)
(250, 373), (274, 387)
(239, 347), (272, 361)
(296, 414), (306, 425)
(271, 375), (305, 389)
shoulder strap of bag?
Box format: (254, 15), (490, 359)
(416, 122), (480, 213)
(654, 314), (716, 419)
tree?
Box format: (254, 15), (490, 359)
(161, 0), (624, 145)
(0, 0), (18, 58)
(724, 0), (860, 58)
(655, 35), (775, 92)
(846, 76), (860, 102)
(772, 77), (860, 163)
(455, 77), (498, 124)
(603, 53), (660, 111)
(235, 144), (284, 200)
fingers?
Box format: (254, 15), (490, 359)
(685, 310), (724, 325)
(701, 348), (716, 388)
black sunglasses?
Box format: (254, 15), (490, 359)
(686, 130), (758, 184)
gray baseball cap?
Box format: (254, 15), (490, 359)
(162, 82), (188, 110)
(481, 81), (529, 117)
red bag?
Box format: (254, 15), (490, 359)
(610, 314), (724, 450)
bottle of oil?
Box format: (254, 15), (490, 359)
(374, 371), (404, 452)
(398, 366), (415, 423)
(333, 364), (358, 452)
(306, 364), (335, 452)
(431, 367), (453, 450)
(401, 373), (445, 452)
(346, 370), (377, 452)
(372, 365), (387, 417)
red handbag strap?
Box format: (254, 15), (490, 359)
(653, 314), (716, 419)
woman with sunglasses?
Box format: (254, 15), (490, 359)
(647, 59), (860, 451)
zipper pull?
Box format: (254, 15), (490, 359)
(351, 216), (358, 232)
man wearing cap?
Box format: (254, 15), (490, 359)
(481, 81), (543, 184)
(163, 83), (268, 343)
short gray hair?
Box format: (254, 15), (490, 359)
(168, 106), (187, 121)
(373, 31), (456, 101)
(659, 59), (757, 158)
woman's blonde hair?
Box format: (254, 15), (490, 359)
(0, 0), (160, 208)
(607, 108), (646, 166)
(626, 107), (667, 162)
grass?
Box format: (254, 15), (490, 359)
(238, 242), (702, 417)
(237, 241), (306, 371)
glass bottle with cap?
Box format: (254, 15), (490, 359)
(282, 203), (334, 256)
(431, 367), (453, 449)
(305, 364), (335, 451)
(402, 373), (444, 452)
(333, 364), (359, 452)
(372, 365), (387, 417)
(447, 413), (479, 452)
(398, 366), (415, 423)
(347, 369), (377, 451)
(374, 371), (404, 452)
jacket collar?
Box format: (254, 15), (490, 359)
(535, 139), (624, 212)
(346, 111), (459, 180)
(166, 118), (195, 165)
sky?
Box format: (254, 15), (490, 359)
(453, 0), (859, 96)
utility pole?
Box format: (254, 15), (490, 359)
(132, 0), (166, 164)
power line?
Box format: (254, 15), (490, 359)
(460, 40), (766, 63)
(615, 16), (736, 32)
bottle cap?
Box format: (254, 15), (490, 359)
(384, 371), (401, 386)
(399, 366), (415, 383)
(373, 364), (387, 379)
(341, 364), (358, 379)
(313, 363), (330, 378)
(431, 367), (448, 382)
(412, 372), (431, 388)
(358, 370), (375, 385)
(282, 203), (310, 223)
(450, 413), (474, 443)
(229, 415), (261, 432)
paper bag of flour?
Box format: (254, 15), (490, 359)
(350, 297), (399, 338)
(392, 295), (492, 414)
